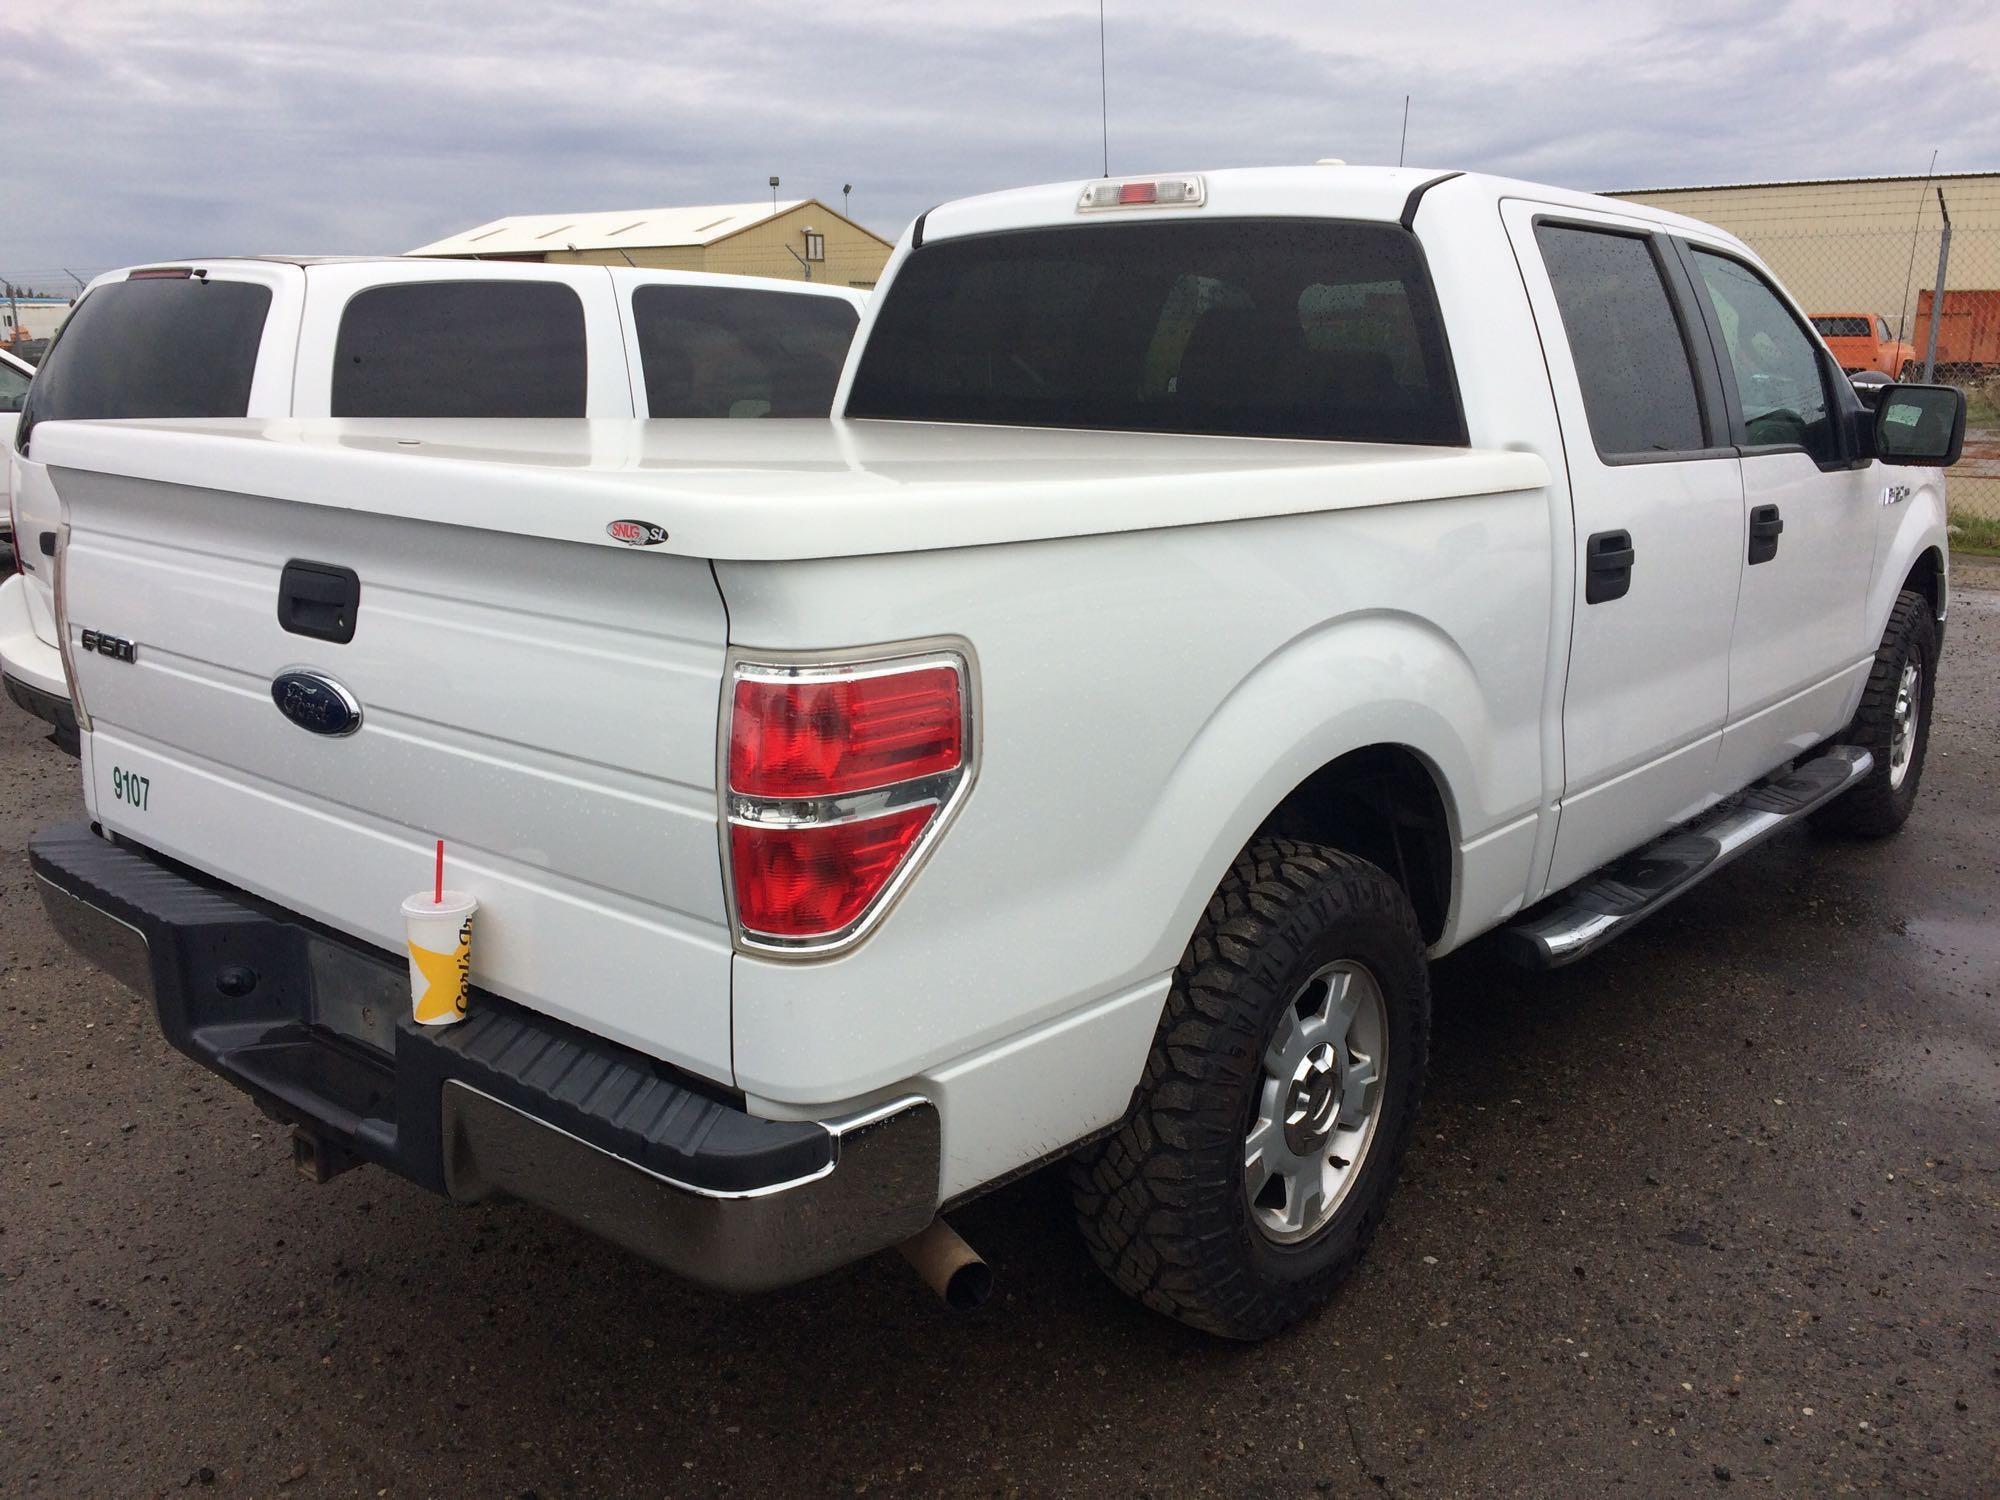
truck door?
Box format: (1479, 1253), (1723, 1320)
(1675, 244), (1880, 794)
(1503, 203), (1743, 891)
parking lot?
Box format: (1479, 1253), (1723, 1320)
(1, 567), (1994, 1498)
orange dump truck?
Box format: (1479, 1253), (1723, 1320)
(1912, 289), (2000, 377)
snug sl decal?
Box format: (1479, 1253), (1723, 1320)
(606, 519), (670, 547)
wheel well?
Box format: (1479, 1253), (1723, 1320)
(1903, 547), (1944, 624)
(1254, 745), (1453, 943)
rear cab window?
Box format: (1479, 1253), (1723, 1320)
(17, 274), (273, 452)
(845, 218), (1466, 445)
(332, 281), (587, 417)
(632, 286), (857, 417)
(1809, 316), (1870, 339)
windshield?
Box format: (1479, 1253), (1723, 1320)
(847, 218), (1465, 445)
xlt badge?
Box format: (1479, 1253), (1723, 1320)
(78, 629), (136, 663)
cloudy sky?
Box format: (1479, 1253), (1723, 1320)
(4, 0), (1996, 290)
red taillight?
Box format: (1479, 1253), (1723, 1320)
(729, 666), (961, 798)
(729, 808), (935, 938)
(725, 652), (971, 950)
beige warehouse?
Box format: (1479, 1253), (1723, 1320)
(1611, 171), (2000, 343)
(410, 198), (894, 288)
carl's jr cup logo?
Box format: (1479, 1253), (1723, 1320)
(403, 890), (477, 1025)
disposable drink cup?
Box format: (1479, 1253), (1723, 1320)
(402, 890), (477, 1026)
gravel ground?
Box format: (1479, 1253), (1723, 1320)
(3, 571), (1996, 1498)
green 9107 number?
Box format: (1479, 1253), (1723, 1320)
(110, 767), (150, 811)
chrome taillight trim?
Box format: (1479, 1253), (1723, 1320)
(718, 641), (978, 959)
(51, 521), (90, 733)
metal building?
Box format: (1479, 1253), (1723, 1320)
(1610, 171), (2000, 348)
(409, 199), (894, 289)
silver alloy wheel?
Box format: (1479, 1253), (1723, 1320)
(1888, 658), (1922, 791)
(1244, 959), (1388, 1244)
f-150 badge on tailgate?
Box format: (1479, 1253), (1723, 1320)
(271, 670), (362, 737)
(606, 519), (669, 546)
(78, 629), (136, 663)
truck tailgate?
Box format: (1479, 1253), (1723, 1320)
(47, 463), (734, 1080)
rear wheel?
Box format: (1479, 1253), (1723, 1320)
(1811, 589), (1936, 838)
(1068, 839), (1429, 1340)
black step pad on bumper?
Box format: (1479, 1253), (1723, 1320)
(28, 823), (830, 1196)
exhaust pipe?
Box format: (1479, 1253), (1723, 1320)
(897, 1218), (992, 1311)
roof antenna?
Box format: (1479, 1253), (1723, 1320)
(1398, 94), (1410, 167)
(1098, 0), (1110, 176)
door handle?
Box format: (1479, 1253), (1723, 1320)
(1748, 504), (1784, 565)
(277, 559), (361, 644)
(1584, 529), (1634, 604)
(38, 530), (55, 558)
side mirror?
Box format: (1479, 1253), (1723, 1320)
(1873, 383), (1965, 467)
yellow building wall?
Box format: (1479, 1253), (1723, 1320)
(702, 202), (892, 287)
(1613, 175), (2000, 340)
(542, 201), (892, 287)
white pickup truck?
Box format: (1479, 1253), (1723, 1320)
(2, 259), (865, 746)
(31, 166), (1964, 1339)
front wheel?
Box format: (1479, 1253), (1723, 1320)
(1067, 839), (1430, 1340)
(1812, 589), (1937, 838)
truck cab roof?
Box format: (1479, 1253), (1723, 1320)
(913, 164), (1753, 257)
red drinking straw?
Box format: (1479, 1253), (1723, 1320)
(434, 839), (444, 905)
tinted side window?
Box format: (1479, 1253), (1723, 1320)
(0, 360), (28, 413)
(332, 281), (586, 417)
(1690, 251), (1834, 462)
(17, 276), (272, 451)
(1534, 225), (1706, 458)
(847, 219), (1465, 445)
(632, 286), (857, 417)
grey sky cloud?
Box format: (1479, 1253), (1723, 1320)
(4, 0), (1996, 289)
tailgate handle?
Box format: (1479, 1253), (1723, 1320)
(278, 560), (360, 645)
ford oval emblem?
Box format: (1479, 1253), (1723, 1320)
(271, 670), (362, 737)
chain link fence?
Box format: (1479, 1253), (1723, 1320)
(1616, 174), (2000, 536)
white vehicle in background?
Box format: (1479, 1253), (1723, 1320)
(2, 259), (865, 746)
(31, 166), (1962, 1339)
(0, 345), (31, 447)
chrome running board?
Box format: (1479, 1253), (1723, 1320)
(1502, 746), (1874, 969)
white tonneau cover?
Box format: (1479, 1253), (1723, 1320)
(33, 417), (1550, 561)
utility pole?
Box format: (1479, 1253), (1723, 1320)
(1398, 95), (1410, 167)
(1922, 188), (1951, 383)
(769, 175), (780, 212)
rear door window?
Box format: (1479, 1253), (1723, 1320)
(845, 218), (1465, 445)
(332, 281), (587, 417)
(1534, 224), (1708, 458)
(17, 275), (272, 450)
(632, 285), (858, 417)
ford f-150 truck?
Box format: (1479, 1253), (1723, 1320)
(29, 166), (1965, 1339)
(2, 259), (865, 747)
